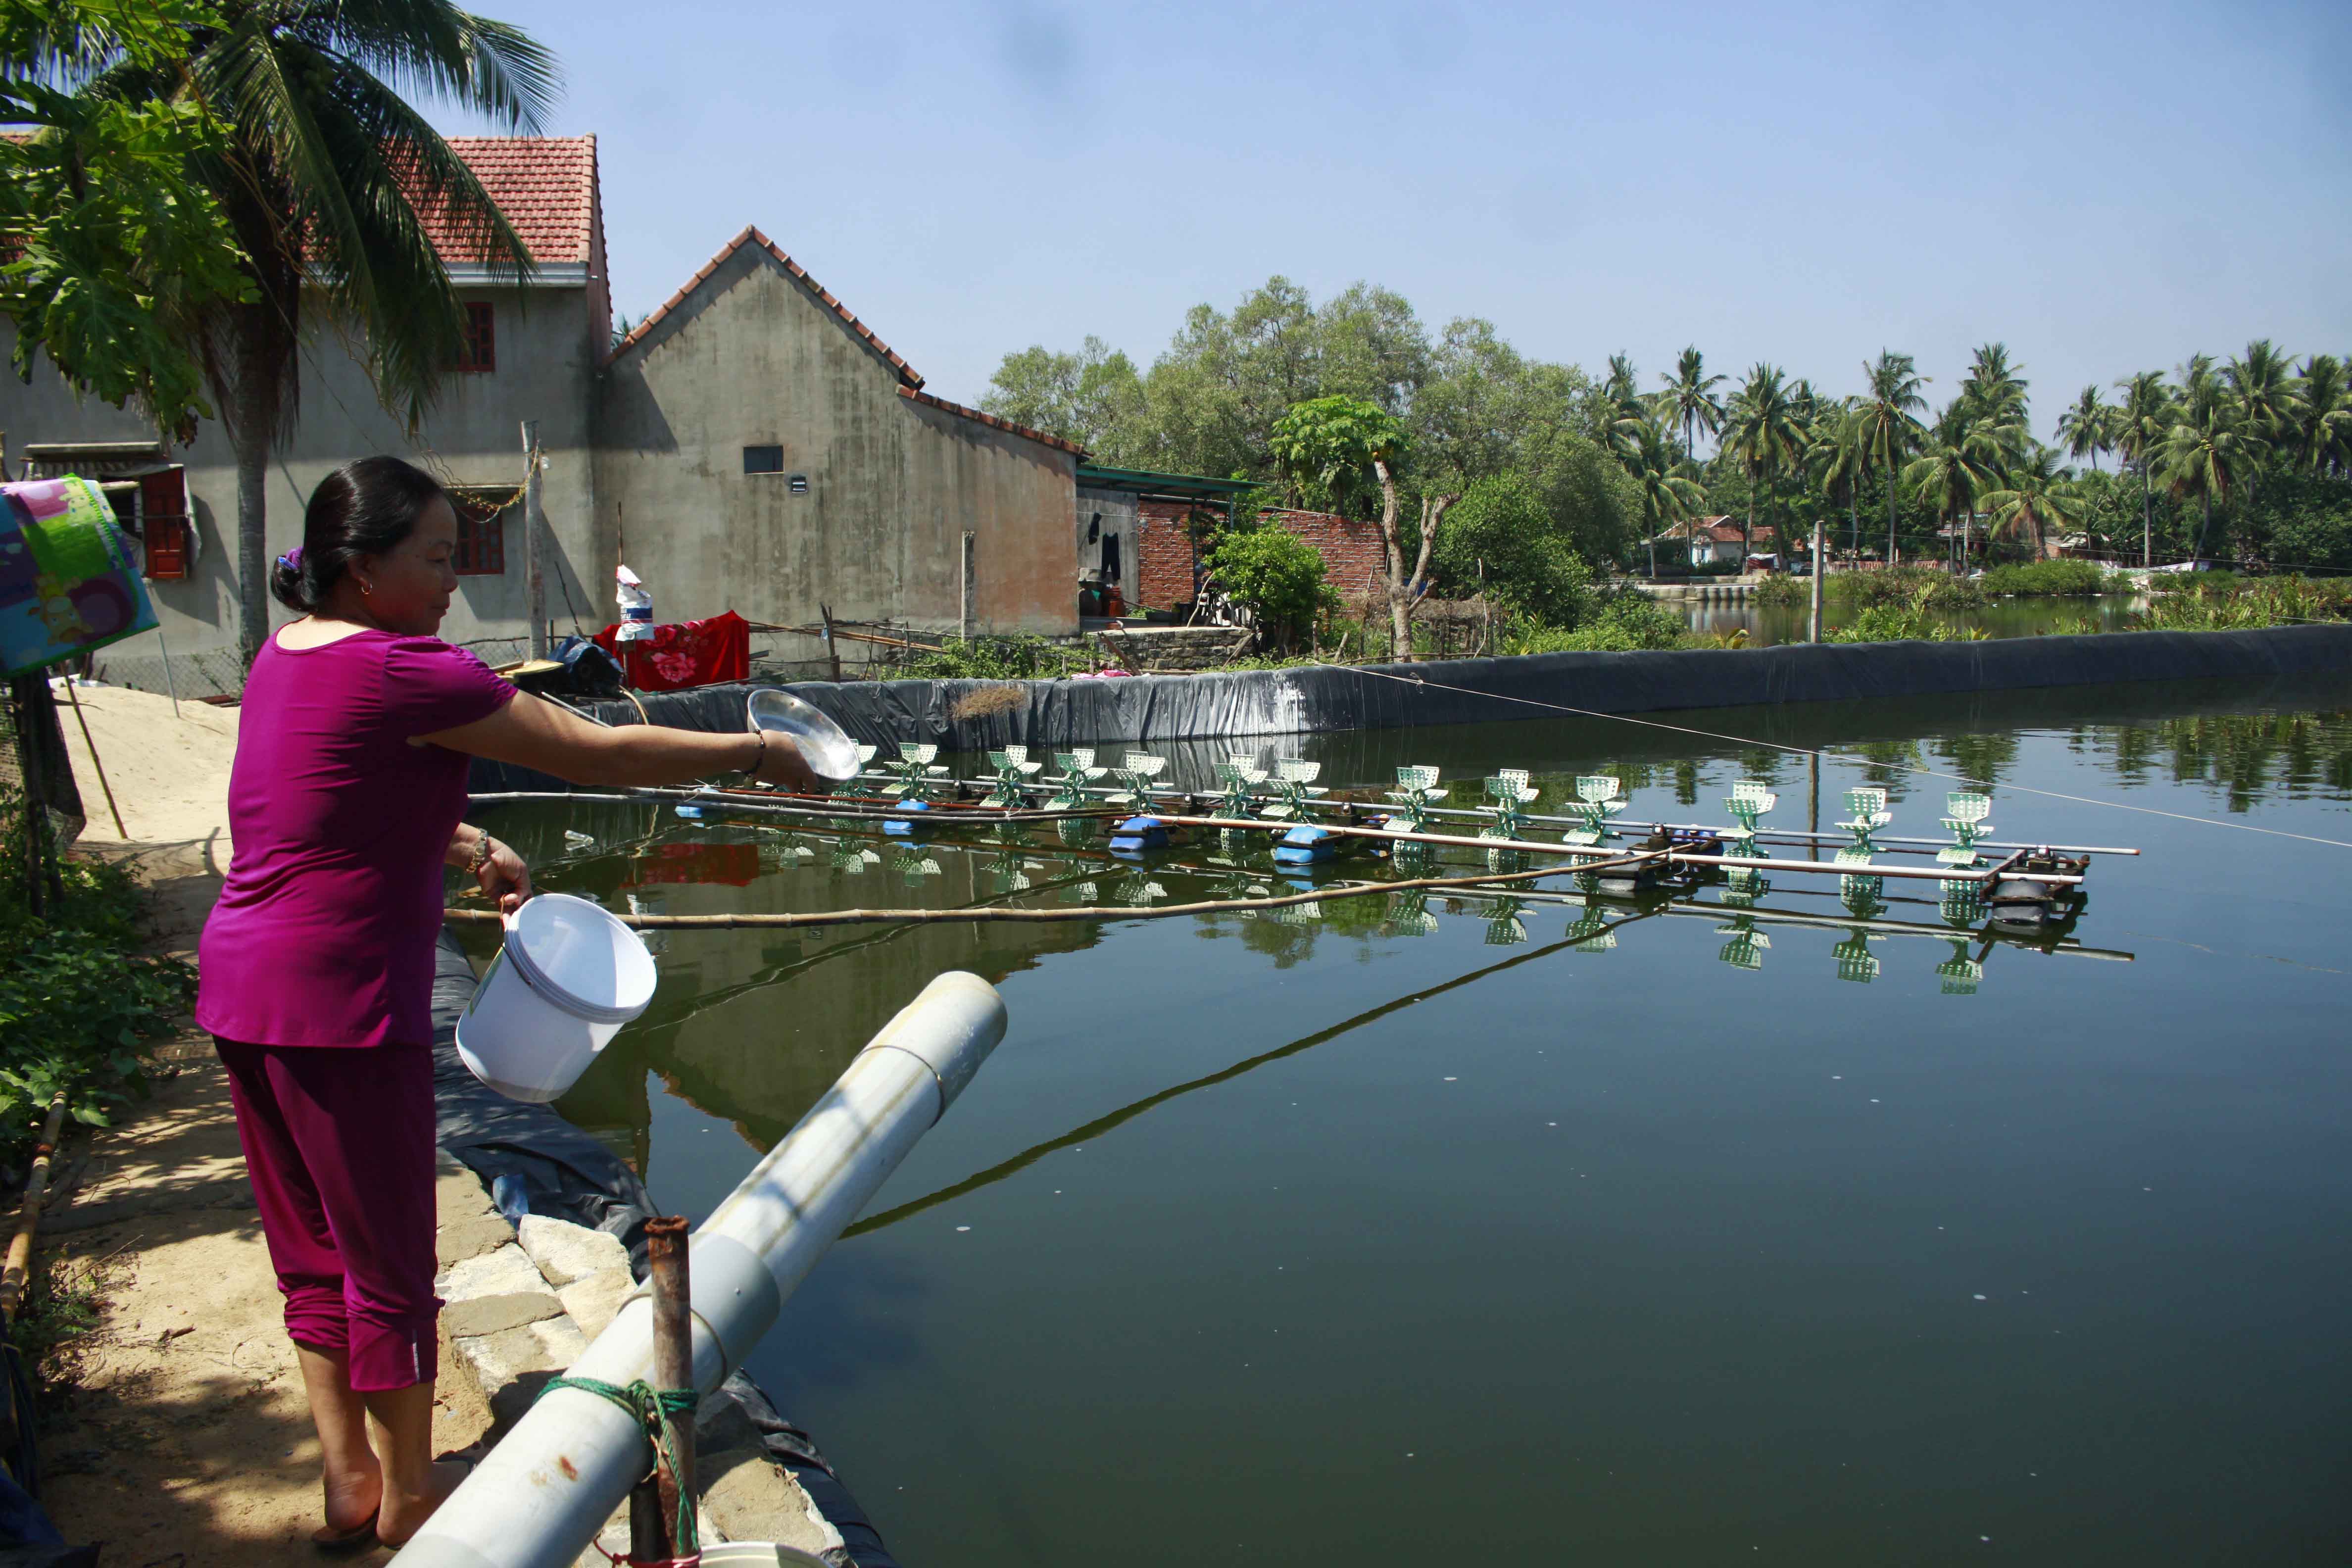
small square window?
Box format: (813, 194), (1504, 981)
(446, 489), (508, 575)
(743, 445), (784, 475)
(787, 474), (809, 495)
(453, 302), (495, 373)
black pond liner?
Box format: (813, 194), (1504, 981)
(470, 625), (2352, 798)
(430, 932), (899, 1568)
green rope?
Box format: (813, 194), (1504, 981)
(541, 1374), (701, 1561)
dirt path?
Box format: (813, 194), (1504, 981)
(29, 684), (494, 1564)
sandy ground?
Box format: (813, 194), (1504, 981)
(33, 685), (495, 1563)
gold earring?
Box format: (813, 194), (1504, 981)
(360, 581), (374, 595)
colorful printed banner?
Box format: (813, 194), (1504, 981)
(0, 476), (160, 677)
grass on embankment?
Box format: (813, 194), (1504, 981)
(0, 788), (192, 1173)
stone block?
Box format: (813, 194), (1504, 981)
(453, 1316), (588, 1430)
(442, 1290), (563, 1339)
(435, 1150), (500, 1221)
(518, 1214), (632, 1288)
(698, 1448), (843, 1557)
(437, 1241), (545, 1299)
(556, 1268), (637, 1340)
(436, 1212), (514, 1270)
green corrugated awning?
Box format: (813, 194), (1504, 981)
(1076, 465), (1258, 501)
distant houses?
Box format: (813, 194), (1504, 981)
(2, 138), (1152, 693)
(1649, 516), (1776, 568)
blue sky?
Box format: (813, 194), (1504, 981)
(446, 0), (2352, 440)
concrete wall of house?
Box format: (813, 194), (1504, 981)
(594, 246), (1077, 671)
(1, 284), (601, 696)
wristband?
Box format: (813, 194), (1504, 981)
(746, 728), (769, 776)
(467, 834), (494, 875)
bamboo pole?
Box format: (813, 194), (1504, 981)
(445, 849), (1671, 930)
(57, 678), (126, 838)
(0, 1093), (70, 1327)
(522, 422), (547, 661)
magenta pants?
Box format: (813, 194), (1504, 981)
(216, 1039), (442, 1391)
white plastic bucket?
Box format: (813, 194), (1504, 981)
(455, 893), (657, 1103)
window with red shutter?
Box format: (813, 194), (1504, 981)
(448, 489), (507, 575)
(453, 302), (496, 373)
(140, 469), (190, 580)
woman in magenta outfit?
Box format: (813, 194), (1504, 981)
(197, 456), (822, 1550)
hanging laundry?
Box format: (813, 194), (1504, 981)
(591, 610), (751, 692)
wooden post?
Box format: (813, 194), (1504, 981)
(521, 421), (547, 661)
(629, 1216), (695, 1560)
(820, 603), (843, 684)
(58, 679), (125, 838)
(1809, 516), (1825, 643)
(960, 532), (976, 642)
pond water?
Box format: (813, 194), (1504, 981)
(1675, 594), (2141, 646)
(470, 673), (2352, 1567)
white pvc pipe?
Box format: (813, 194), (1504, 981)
(392, 972), (1008, 1568)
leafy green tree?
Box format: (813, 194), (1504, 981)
(1810, 400), (1868, 560)
(2224, 339), (2301, 448)
(0, 0), (252, 438)
(981, 335), (1144, 456)
(1432, 472), (1593, 624)
(2056, 385), (2114, 474)
(1270, 395), (1443, 659)
(68, 0), (561, 664)
(1855, 350), (1930, 564)
(1659, 345), (1725, 465)
(1204, 525), (1331, 651)
(2113, 370), (2176, 566)
(1720, 363), (1801, 559)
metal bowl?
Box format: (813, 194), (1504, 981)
(745, 688), (861, 783)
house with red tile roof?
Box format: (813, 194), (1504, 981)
(5, 137), (1087, 694)
(1646, 516), (1777, 567)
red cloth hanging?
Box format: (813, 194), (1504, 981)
(591, 611), (750, 692)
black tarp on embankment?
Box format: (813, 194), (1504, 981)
(470, 626), (2352, 793)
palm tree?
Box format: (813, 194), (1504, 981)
(2112, 370), (2174, 567)
(2055, 385), (2114, 474)
(100, 1), (561, 664)
(1979, 447), (2088, 561)
(1603, 353), (1645, 421)
(1813, 402), (1868, 563)
(1659, 346), (1726, 465)
(1720, 364), (1802, 561)
(2224, 339), (2301, 447)
(2291, 355), (2352, 477)
(2162, 375), (2254, 566)
(1615, 414), (1707, 579)
(1960, 342), (2029, 430)
(1905, 403), (2003, 571)
(1854, 350), (1929, 565)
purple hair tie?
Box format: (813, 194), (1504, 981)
(276, 545), (304, 573)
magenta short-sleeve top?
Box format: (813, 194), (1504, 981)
(196, 629), (515, 1049)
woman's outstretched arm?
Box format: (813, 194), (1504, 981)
(420, 692), (826, 791)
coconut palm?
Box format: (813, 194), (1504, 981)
(1813, 402), (1868, 561)
(1603, 352), (1646, 422)
(1615, 415), (1706, 579)
(1854, 350), (1930, 565)
(93, 0), (561, 664)
(1905, 403), (2004, 570)
(2224, 339), (2301, 446)
(1659, 346), (1726, 464)
(1960, 342), (2029, 430)
(2055, 385), (2114, 474)
(2161, 374), (2255, 566)
(2290, 354), (2352, 477)
(1720, 364), (1802, 561)
(2112, 370), (2174, 567)
(1978, 447), (2089, 561)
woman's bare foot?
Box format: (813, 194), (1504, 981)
(375, 1457), (475, 1549)
(312, 1458), (383, 1548)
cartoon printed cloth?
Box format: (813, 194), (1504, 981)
(0, 476), (159, 678)
(591, 610), (751, 692)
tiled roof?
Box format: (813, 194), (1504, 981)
(899, 387), (1086, 456)
(608, 226), (921, 386)
(421, 137), (598, 266)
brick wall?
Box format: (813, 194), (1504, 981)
(1133, 501), (1391, 611)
